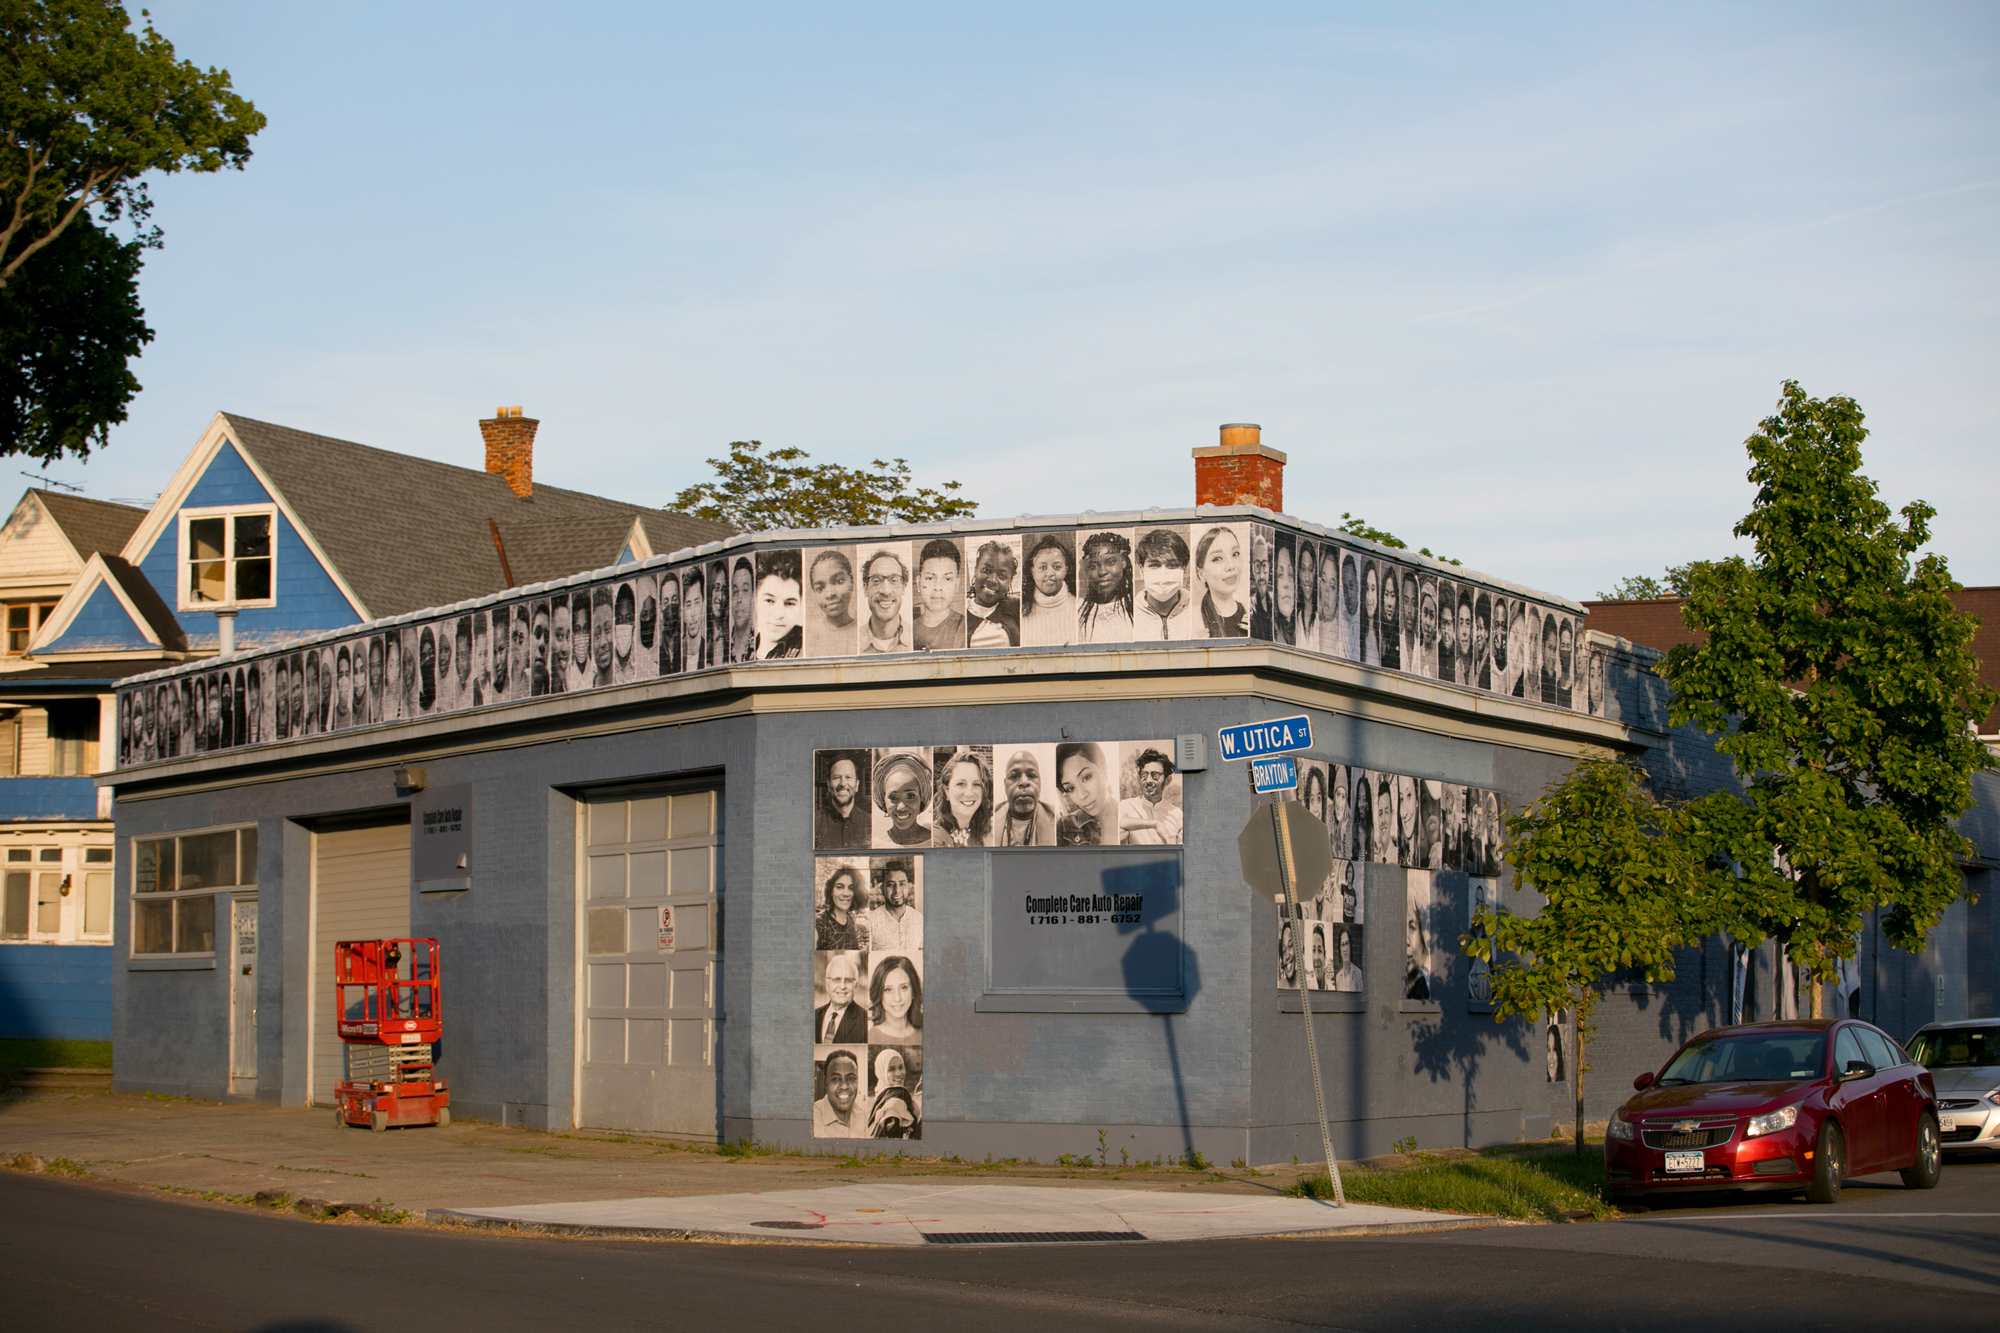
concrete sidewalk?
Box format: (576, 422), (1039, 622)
(439, 1181), (1491, 1245)
(0, 1087), (1410, 1225)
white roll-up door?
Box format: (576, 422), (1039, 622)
(311, 821), (411, 1104)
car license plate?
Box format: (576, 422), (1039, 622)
(1939, 1115), (1956, 1133)
(1664, 1151), (1705, 1174)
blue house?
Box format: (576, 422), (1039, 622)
(2, 407), (730, 1050)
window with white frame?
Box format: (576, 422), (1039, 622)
(179, 508), (275, 610)
(131, 826), (257, 956)
(82, 846), (112, 938)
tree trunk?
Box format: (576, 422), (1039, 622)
(1809, 940), (1825, 1019)
(1572, 1006), (1586, 1157)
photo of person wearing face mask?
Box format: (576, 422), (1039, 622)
(1132, 527), (1195, 640)
(587, 587), (614, 687)
(803, 547), (859, 658)
(612, 583), (637, 681)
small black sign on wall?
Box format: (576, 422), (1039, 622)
(413, 782), (472, 890)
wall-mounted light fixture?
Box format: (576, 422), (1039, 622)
(394, 766), (427, 792)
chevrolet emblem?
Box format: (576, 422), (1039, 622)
(1672, 1120), (1699, 1134)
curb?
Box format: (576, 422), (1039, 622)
(423, 1208), (1524, 1246)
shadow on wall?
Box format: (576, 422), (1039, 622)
(0, 945), (114, 1041)
(1108, 857), (1203, 1160)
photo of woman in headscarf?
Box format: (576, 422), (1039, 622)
(912, 537), (968, 651)
(814, 861), (872, 951)
(867, 954), (923, 1045)
(1076, 530), (1134, 644)
(754, 549), (805, 659)
(1194, 524), (1248, 638)
(870, 748), (934, 848)
(1055, 740), (1117, 845)
(867, 1047), (921, 1139)
(931, 745), (994, 847)
(1019, 532), (1077, 646)
(1270, 530), (1296, 647)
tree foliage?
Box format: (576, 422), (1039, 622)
(1663, 381), (1996, 1014)
(1595, 565), (1694, 601)
(670, 439), (977, 532)
(0, 210), (149, 460)
(1465, 758), (1723, 1151)
(0, 0), (263, 288)
(1334, 511), (1460, 566)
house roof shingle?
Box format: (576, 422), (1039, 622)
(223, 415), (734, 619)
(35, 490), (145, 561)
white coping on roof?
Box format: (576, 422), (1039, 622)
(113, 505), (1585, 691)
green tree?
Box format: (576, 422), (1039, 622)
(1663, 381), (1996, 1018)
(1594, 566), (1695, 601)
(1, 0), (263, 287)
(670, 439), (976, 531)
(1334, 512), (1460, 566)
(0, 212), (150, 461)
(1465, 758), (1722, 1154)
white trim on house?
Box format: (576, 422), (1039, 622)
(29, 553), (170, 656)
(174, 503), (279, 613)
(120, 414), (373, 623)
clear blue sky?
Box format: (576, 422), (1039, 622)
(55, 2), (2000, 597)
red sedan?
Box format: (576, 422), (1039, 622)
(1605, 1019), (1943, 1204)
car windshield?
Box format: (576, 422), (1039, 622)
(1908, 1027), (2000, 1069)
(1656, 1032), (1828, 1085)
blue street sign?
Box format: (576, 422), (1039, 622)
(1216, 714), (1313, 762)
(1251, 756), (1299, 793)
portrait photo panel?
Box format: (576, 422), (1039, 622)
(870, 746), (933, 849)
(702, 557), (730, 669)
(964, 533), (1023, 650)
(1375, 558), (1403, 671)
(865, 1044), (922, 1141)
(1297, 536), (1322, 652)
(864, 854), (923, 956)
(1018, 531), (1076, 647)
(650, 578), (678, 677)
(931, 743), (995, 847)
(1269, 528), (1297, 646)
(1075, 528), (1135, 645)
(1327, 919), (1364, 993)
(864, 951), (923, 1048)
(1248, 524), (1275, 642)
(750, 550), (804, 661)
(1117, 739), (1182, 845)
(812, 858), (870, 951)
(635, 573), (660, 680)
(911, 535), (967, 652)
(723, 554), (757, 664)
(811, 1043), (869, 1139)
(1132, 524), (1195, 640)
(1405, 869), (1437, 1002)
(813, 749), (874, 850)
(992, 742), (1060, 846)
(674, 563), (708, 672)
(813, 949), (869, 1042)
(1467, 877), (1497, 1006)
(1052, 738), (1120, 845)
(856, 541), (913, 655)
(1297, 759), (1330, 830)
(803, 546), (859, 659)
(1190, 521), (1250, 639)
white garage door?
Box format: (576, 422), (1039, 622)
(578, 788), (721, 1136)
(311, 821), (411, 1104)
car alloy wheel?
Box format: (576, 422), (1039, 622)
(1902, 1115), (1943, 1190)
(1807, 1121), (1844, 1205)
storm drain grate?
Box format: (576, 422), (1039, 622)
(922, 1230), (1146, 1245)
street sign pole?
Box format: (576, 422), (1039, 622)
(1271, 800), (1345, 1205)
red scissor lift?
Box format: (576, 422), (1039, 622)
(333, 938), (451, 1131)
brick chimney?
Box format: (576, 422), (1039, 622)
(480, 405), (538, 499)
(1193, 423), (1285, 511)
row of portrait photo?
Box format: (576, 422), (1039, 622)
(1290, 763), (1502, 876)
(1277, 858), (1367, 993)
(117, 522), (1601, 768)
(813, 741), (1182, 851)
(812, 1042), (922, 1141)
(1402, 870), (1501, 1005)
(1276, 863), (1503, 1004)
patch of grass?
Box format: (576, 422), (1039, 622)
(0, 1039), (111, 1073)
(1286, 1152), (1614, 1222)
(716, 1136), (779, 1159)
(43, 1157), (91, 1177)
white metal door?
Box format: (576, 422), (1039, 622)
(578, 789), (720, 1136)
(230, 897), (258, 1088)
(310, 822), (410, 1104)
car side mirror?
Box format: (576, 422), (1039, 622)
(1841, 1060), (1875, 1081)
(1632, 1071), (1655, 1091)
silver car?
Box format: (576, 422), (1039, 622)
(1908, 1020), (2000, 1152)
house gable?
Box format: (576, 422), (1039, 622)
(0, 493), (86, 599)
(125, 428), (366, 654)
(32, 554), (186, 659)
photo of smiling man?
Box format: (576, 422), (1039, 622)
(812, 1044), (867, 1139)
(858, 543), (912, 655)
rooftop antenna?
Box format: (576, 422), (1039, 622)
(23, 472), (83, 494)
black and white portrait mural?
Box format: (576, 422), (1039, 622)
(119, 517), (1593, 768)
(813, 853), (924, 1139)
(815, 741), (1181, 852)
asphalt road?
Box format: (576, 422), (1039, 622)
(7, 1154), (1998, 1332)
